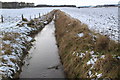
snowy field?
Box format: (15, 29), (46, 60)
(0, 8), (52, 28)
(0, 7), (119, 41)
(0, 7), (119, 79)
(60, 7), (118, 41)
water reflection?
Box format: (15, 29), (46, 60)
(19, 22), (65, 78)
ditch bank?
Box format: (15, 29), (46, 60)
(0, 10), (55, 80)
(54, 10), (120, 79)
(1, 9), (120, 79)
(19, 21), (65, 78)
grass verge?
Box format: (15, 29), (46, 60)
(54, 10), (120, 79)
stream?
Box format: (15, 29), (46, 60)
(19, 21), (65, 78)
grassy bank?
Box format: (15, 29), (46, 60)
(0, 10), (55, 79)
(54, 10), (120, 79)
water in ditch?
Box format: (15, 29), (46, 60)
(19, 21), (65, 78)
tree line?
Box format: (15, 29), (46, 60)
(0, 1), (34, 9)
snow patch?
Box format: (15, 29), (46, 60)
(77, 33), (84, 37)
(87, 54), (98, 65)
(79, 53), (85, 58)
(96, 73), (102, 78)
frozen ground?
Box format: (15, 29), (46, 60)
(0, 7), (119, 41)
(0, 7), (119, 79)
(0, 8), (53, 28)
(0, 12), (52, 79)
(59, 7), (118, 41)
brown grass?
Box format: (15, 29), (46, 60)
(2, 43), (13, 55)
(1, 11), (56, 79)
(2, 32), (20, 41)
(54, 10), (120, 78)
(95, 35), (110, 51)
(22, 18), (28, 22)
(94, 54), (120, 78)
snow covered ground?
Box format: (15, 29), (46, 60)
(0, 8), (53, 28)
(0, 7), (118, 79)
(59, 7), (118, 41)
(0, 7), (118, 41)
(0, 10), (53, 79)
(0, 20), (42, 79)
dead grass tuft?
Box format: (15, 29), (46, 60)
(95, 35), (110, 51)
(2, 32), (20, 41)
(27, 19), (35, 27)
(22, 18), (28, 22)
(2, 43), (13, 55)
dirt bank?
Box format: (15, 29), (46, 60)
(54, 10), (120, 79)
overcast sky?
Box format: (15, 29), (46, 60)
(0, 0), (119, 6)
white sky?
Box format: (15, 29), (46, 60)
(0, 0), (119, 6)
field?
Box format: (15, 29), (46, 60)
(0, 7), (119, 79)
(0, 7), (118, 41)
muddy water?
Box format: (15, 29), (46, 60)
(19, 22), (65, 78)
